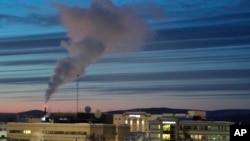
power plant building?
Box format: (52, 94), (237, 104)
(5, 110), (234, 141)
(6, 110), (130, 141)
(7, 122), (129, 141)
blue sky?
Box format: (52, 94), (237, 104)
(0, 0), (250, 113)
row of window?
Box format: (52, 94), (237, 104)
(9, 130), (24, 134)
(7, 139), (67, 141)
(149, 133), (229, 141)
(43, 130), (87, 135)
(148, 133), (175, 141)
(9, 130), (87, 135)
(150, 124), (229, 131)
(8, 139), (29, 141)
(9, 130), (32, 135)
(179, 125), (229, 131)
(179, 134), (229, 140)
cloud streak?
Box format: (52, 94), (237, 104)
(1, 0), (250, 111)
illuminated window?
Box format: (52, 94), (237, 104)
(208, 126), (211, 130)
(190, 134), (202, 139)
(162, 134), (171, 141)
(163, 125), (171, 132)
(23, 130), (31, 134)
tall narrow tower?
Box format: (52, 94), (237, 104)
(43, 105), (47, 114)
(76, 74), (79, 117)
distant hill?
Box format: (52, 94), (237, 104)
(0, 110), (44, 122)
(206, 109), (250, 124)
(18, 110), (45, 117)
(0, 113), (16, 122)
(1, 108), (250, 124)
(106, 107), (190, 114)
(207, 109), (250, 117)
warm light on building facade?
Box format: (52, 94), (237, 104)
(23, 130), (31, 134)
(113, 112), (161, 132)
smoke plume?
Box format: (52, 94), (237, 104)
(45, 0), (154, 103)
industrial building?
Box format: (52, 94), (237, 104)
(7, 110), (130, 141)
(5, 110), (234, 141)
(7, 122), (129, 141)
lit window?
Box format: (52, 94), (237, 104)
(23, 130), (31, 134)
(206, 126), (211, 130)
(163, 125), (171, 132)
(162, 134), (171, 140)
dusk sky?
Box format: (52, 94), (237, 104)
(1, 0), (250, 113)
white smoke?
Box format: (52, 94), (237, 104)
(45, 0), (154, 103)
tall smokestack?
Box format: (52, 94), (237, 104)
(45, 0), (154, 103)
(43, 105), (47, 114)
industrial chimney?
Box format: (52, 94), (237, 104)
(43, 105), (47, 115)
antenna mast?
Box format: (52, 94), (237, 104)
(76, 74), (79, 118)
